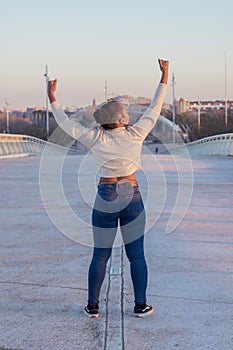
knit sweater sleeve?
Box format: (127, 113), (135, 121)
(132, 83), (167, 139)
(51, 101), (99, 147)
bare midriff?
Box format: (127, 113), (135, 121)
(99, 173), (137, 186)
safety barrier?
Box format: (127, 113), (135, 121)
(1, 133), (233, 159)
(0, 134), (78, 158)
(170, 133), (233, 156)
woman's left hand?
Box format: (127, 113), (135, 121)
(48, 79), (57, 103)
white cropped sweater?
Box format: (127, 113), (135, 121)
(51, 83), (167, 177)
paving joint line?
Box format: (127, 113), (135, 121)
(0, 280), (87, 291)
(150, 293), (233, 305)
(104, 246), (124, 350)
(120, 245), (125, 350)
(103, 256), (111, 350)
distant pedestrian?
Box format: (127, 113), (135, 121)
(47, 58), (169, 318)
(155, 147), (158, 154)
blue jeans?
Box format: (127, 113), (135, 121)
(88, 182), (148, 304)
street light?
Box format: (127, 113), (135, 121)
(197, 94), (201, 132)
(44, 65), (49, 140)
(104, 80), (108, 102)
(5, 101), (10, 133)
(172, 73), (176, 143)
(225, 51), (228, 132)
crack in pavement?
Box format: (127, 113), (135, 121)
(104, 246), (125, 350)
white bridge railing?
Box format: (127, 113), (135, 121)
(0, 134), (78, 158)
(1, 133), (233, 159)
(170, 133), (233, 156)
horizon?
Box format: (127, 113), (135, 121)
(1, 0), (232, 110)
(3, 95), (233, 113)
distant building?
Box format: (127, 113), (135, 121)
(176, 98), (190, 114)
(29, 99), (97, 130)
(69, 99), (97, 128)
(189, 100), (233, 112)
(114, 95), (151, 106)
(175, 98), (233, 113)
(31, 108), (53, 129)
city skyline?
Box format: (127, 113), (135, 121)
(0, 0), (232, 110)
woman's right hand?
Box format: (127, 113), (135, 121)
(48, 79), (57, 103)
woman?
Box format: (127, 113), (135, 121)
(48, 58), (169, 318)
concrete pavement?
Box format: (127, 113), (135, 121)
(0, 154), (233, 350)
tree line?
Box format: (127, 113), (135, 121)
(1, 109), (233, 143)
(164, 109), (233, 142)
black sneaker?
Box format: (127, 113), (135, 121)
(84, 303), (99, 318)
(134, 302), (154, 318)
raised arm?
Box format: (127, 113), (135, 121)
(47, 79), (98, 146)
(133, 58), (169, 138)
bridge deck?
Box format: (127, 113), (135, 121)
(0, 154), (233, 350)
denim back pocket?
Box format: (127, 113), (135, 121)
(94, 184), (119, 213)
(98, 184), (118, 202)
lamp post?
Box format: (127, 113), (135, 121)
(44, 65), (50, 140)
(225, 51), (228, 132)
(172, 73), (176, 143)
(104, 80), (108, 102)
(197, 94), (201, 132)
(5, 101), (10, 133)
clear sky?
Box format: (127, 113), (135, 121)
(0, 0), (232, 110)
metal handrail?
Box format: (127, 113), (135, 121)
(0, 133), (79, 157)
(169, 133), (233, 156)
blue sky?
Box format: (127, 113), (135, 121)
(0, 0), (232, 109)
